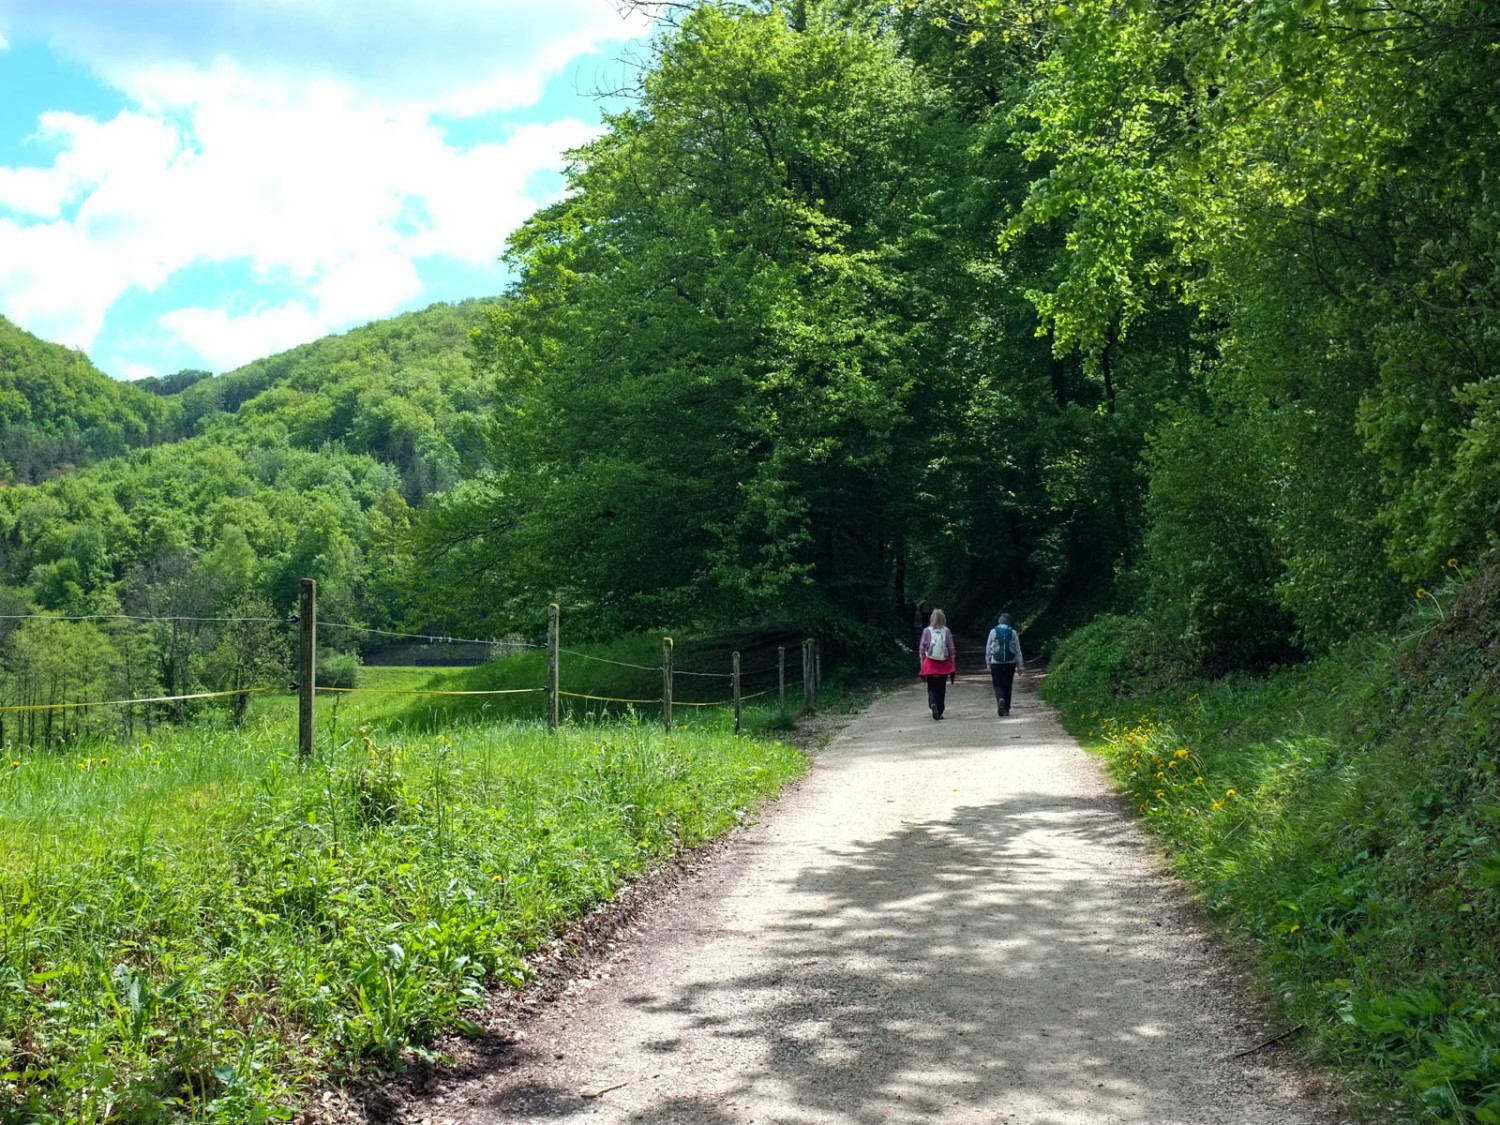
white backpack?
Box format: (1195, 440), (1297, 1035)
(928, 627), (949, 661)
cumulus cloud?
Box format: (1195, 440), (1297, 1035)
(0, 0), (650, 372)
(159, 303), (332, 372)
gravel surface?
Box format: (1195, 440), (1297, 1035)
(403, 674), (1356, 1125)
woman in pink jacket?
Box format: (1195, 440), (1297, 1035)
(919, 608), (956, 720)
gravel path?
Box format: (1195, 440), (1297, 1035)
(439, 674), (1350, 1125)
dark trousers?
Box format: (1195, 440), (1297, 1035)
(990, 662), (1017, 714)
(923, 674), (949, 715)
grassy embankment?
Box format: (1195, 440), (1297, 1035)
(0, 636), (818, 1124)
(1043, 561), (1500, 1123)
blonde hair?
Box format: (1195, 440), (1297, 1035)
(930, 609), (947, 628)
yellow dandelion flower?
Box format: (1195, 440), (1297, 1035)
(1289, 924), (1300, 934)
(1155, 789), (1165, 798)
(1415, 587), (1428, 600)
(1174, 748), (1190, 759)
(1212, 800), (1224, 811)
(1194, 776), (1204, 785)
(1225, 788), (1236, 798)
(1448, 558), (1459, 569)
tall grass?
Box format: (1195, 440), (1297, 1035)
(0, 665), (804, 1123)
(1043, 574), (1500, 1123)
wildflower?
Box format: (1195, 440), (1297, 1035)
(8, 760), (18, 769)
(1225, 788), (1236, 797)
(1415, 587), (1427, 600)
(1212, 800), (1224, 811)
(1194, 776), (1204, 785)
(1174, 748), (1190, 759)
(1155, 789), (1165, 798)
(1448, 558), (1459, 569)
(1289, 924), (1301, 934)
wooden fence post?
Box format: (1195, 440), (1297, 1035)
(732, 651), (741, 734)
(547, 603), (560, 732)
(662, 637), (674, 732)
(814, 637), (822, 705)
(298, 578), (316, 760)
(802, 638), (813, 709)
(778, 646), (786, 717)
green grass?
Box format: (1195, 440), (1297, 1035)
(235, 634), (818, 739)
(0, 654), (807, 1123)
(1042, 574), (1500, 1123)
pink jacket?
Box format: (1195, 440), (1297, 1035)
(919, 625), (956, 677)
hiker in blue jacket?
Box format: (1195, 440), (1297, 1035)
(985, 613), (1024, 717)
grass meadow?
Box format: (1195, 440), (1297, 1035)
(0, 655), (808, 1124)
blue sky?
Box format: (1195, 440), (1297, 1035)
(0, 1), (653, 379)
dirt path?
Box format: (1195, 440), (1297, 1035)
(428, 674), (1352, 1125)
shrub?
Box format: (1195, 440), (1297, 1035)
(316, 648), (362, 689)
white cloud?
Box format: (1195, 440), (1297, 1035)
(0, 30), (9, 50)
(160, 303), (331, 371)
(118, 361), (160, 382)
(0, 0), (649, 371)
(0, 217), (132, 348)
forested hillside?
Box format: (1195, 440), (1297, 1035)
(0, 300), (493, 733)
(0, 317), (178, 483)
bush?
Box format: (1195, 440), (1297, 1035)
(1044, 611), (1195, 706)
(316, 648), (362, 689)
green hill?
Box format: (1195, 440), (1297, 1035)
(0, 317), (177, 483)
(0, 301), (498, 719)
(168, 300), (492, 496)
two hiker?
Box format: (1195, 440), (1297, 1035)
(918, 609), (1025, 719)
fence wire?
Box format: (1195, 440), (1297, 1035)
(0, 604), (818, 736)
(0, 687), (273, 714)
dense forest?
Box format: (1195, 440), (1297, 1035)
(431, 0), (1496, 666)
(2, 0), (1495, 716)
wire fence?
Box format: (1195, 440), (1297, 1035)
(0, 588), (824, 753)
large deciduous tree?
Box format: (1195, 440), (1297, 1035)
(448, 3), (956, 640)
